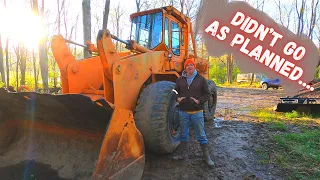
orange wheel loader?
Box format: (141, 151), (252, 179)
(0, 6), (217, 180)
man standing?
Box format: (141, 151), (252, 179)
(173, 58), (214, 166)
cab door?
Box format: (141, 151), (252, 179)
(164, 17), (185, 72)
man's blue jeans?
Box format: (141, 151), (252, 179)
(178, 109), (208, 144)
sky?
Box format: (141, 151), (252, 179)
(0, 0), (319, 50)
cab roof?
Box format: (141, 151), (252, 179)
(129, 6), (190, 24)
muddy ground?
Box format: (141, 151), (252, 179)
(141, 87), (288, 180)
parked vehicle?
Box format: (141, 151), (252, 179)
(260, 78), (281, 90)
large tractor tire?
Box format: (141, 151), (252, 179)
(134, 81), (180, 154)
(204, 80), (217, 122)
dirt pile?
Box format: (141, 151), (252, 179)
(0, 90), (113, 180)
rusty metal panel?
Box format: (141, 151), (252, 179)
(112, 51), (166, 111)
(67, 56), (104, 94)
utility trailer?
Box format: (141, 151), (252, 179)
(275, 97), (320, 113)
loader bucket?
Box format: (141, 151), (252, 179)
(0, 88), (145, 180)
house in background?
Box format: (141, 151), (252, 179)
(236, 73), (266, 83)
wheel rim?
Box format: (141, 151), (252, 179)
(262, 84), (267, 89)
(168, 102), (180, 138)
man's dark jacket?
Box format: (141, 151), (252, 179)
(174, 73), (211, 111)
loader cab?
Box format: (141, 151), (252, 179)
(129, 6), (195, 72)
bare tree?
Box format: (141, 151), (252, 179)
(145, 0), (175, 9)
(274, 0), (294, 29)
(31, 0), (49, 92)
(57, 0), (61, 34)
(296, 0), (307, 35)
(226, 54), (234, 83)
(32, 50), (38, 91)
(13, 45), (19, 90)
(3, 0), (9, 87)
(136, 0), (143, 12)
(308, 0), (319, 39)
(5, 38), (9, 87)
(72, 15), (80, 57)
(69, 14), (80, 40)
(63, 0), (69, 38)
(55, 0), (64, 89)
(179, 0), (185, 14)
(102, 0), (110, 29)
(111, 2), (125, 50)
(19, 44), (27, 86)
(250, 0), (266, 85)
(185, 0), (197, 19)
(0, 35), (5, 83)
(82, 0), (91, 58)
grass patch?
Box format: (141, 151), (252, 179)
(218, 82), (261, 88)
(271, 129), (320, 179)
(251, 108), (320, 179)
(249, 109), (320, 126)
(285, 111), (300, 119)
(268, 122), (287, 131)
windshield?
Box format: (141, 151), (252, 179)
(130, 12), (163, 49)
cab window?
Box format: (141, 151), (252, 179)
(171, 21), (180, 55)
(164, 18), (169, 48)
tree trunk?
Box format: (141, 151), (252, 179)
(226, 54), (230, 83)
(32, 49), (38, 91)
(39, 45), (48, 92)
(103, 0), (110, 29)
(31, 0), (49, 92)
(113, 3), (124, 51)
(0, 0), (10, 88)
(0, 35), (5, 83)
(19, 44), (26, 85)
(40, 0), (48, 92)
(308, 0), (319, 39)
(56, 0), (61, 89)
(5, 38), (9, 87)
(226, 54), (233, 83)
(136, 0), (141, 12)
(179, 0), (185, 14)
(296, 0), (306, 35)
(82, 0), (91, 58)
(230, 59), (233, 83)
(57, 0), (61, 34)
(116, 19), (119, 50)
(15, 46), (19, 91)
(3, 1), (9, 87)
(53, 61), (57, 88)
(250, 73), (255, 85)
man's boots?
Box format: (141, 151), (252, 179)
(200, 143), (214, 166)
(173, 141), (188, 160)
